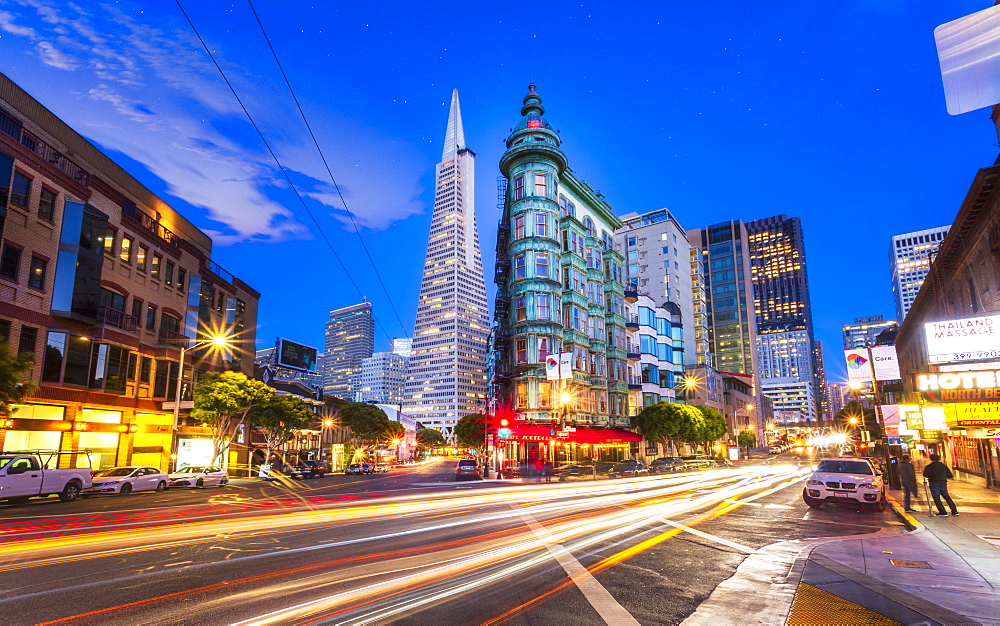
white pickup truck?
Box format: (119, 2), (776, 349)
(0, 451), (93, 504)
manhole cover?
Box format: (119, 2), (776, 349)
(889, 559), (932, 569)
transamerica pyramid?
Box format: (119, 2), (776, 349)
(402, 89), (490, 439)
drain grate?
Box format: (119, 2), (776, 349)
(889, 559), (932, 569)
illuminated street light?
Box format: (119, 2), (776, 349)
(171, 335), (232, 435)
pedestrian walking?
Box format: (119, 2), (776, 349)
(898, 454), (919, 512)
(533, 458), (544, 483)
(922, 453), (959, 516)
(543, 461), (554, 483)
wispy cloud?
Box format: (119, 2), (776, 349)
(0, 0), (426, 244)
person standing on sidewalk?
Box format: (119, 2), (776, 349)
(922, 453), (959, 516)
(899, 455), (919, 512)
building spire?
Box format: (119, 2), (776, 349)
(442, 88), (466, 159)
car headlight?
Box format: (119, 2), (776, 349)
(807, 479), (824, 486)
(858, 483), (877, 489)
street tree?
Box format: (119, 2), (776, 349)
(247, 395), (315, 470)
(382, 419), (406, 444)
(416, 427), (445, 450)
(834, 400), (880, 441)
(737, 429), (756, 456)
(692, 405), (728, 453)
(191, 371), (274, 466)
(453, 413), (488, 449)
(339, 402), (391, 455)
(0, 343), (34, 417)
(636, 402), (701, 456)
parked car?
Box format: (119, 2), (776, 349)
(0, 452), (92, 504)
(289, 460), (327, 479)
(803, 457), (885, 511)
(345, 463), (373, 475)
(768, 446), (783, 454)
(711, 457), (734, 468)
(454, 459), (481, 481)
(680, 455), (713, 470)
(608, 460), (650, 479)
(86, 466), (168, 495)
(649, 457), (685, 474)
(168, 465), (229, 488)
(374, 463), (389, 473)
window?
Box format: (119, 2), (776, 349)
(535, 212), (548, 237)
(516, 297), (526, 321)
(165, 261), (175, 286)
(538, 337), (551, 363)
(38, 188), (55, 221)
(513, 175), (525, 200)
(136, 246), (148, 271)
(131, 298), (143, 322)
(140, 356), (152, 384)
(10, 172), (30, 208)
(0, 245), (21, 280)
(103, 231), (116, 256)
(146, 305), (157, 331)
(28, 256), (46, 290)
(627, 236), (637, 247)
(534, 173), (546, 197)
(18, 325), (37, 356)
(583, 217), (594, 236)
(539, 381), (551, 408)
(119, 237), (132, 263)
(514, 255), (526, 280)
(151, 254), (162, 280)
(0, 319), (9, 344)
(177, 268), (186, 293)
(513, 214), (525, 239)
(537, 294), (550, 320)
(535, 253), (549, 278)
(516, 339), (527, 364)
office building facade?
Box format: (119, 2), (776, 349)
(842, 315), (898, 350)
(890, 225), (949, 321)
(402, 89), (490, 437)
(0, 73), (258, 471)
(323, 302), (374, 400)
(353, 351), (408, 406)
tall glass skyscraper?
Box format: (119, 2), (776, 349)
(323, 302), (374, 400)
(402, 89), (490, 438)
(890, 225), (949, 321)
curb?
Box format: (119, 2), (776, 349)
(884, 492), (923, 532)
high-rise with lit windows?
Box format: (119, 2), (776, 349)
(746, 214), (818, 421)
(323, 302), (374, 400)
(401, 89), (489, 438)
(890, 226), (949, 321)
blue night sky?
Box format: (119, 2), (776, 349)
(1, 0), (994, 384)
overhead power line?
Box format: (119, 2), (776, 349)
(174, 0), (397, 344)
(246, 0), (410, 339)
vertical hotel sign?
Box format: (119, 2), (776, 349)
(925, 315), (1000, 363)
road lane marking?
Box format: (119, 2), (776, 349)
(655, 518), (756, 554)
(511, 505), (639, 625)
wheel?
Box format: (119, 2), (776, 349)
(802, 488), (824, 509)
(196, 478), (204, 488)
(120, 483), (133, 495)
(220, 478), (229, 487)
(872, 498), (887, 512)
(156, 481), (167, 492)
(59, 481), (81, 502)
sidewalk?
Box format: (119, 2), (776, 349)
(787, 478), (1000, 625)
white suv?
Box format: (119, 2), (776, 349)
(803, 457), (885, 511)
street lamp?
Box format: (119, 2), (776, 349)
(170, 335), (230, 456)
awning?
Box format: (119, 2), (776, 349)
(505, 424), (642, 444)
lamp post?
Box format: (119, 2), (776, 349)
(170, 335), (229, 471)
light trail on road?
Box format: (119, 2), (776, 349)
(0, 465), (810, 625)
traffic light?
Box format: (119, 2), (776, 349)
(498, 417), (511, 439)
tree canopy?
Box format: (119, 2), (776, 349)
(339, 402), (392, 450)
(191, 371), (274, 466)
(737, 429), (756, 449)
(834, 400), (881, 440)
(247, 395), (315, 468)
(636, 402), (702, 454)
(0, 344), (34, 417)
(416, 427), (445, 449)
(453, 413), (488, 449)
(692, 405), (728, 447)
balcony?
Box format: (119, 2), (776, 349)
(0, 108), (91, 186)
(628, 374), (643, 389)
(494, 258), (510, 283)
(626, 343), (640, 360)
(625, 313), (639, 329)
(158, 329), (189, 346)
(623, 281), (639, 303)
(96, 306), (138, 332)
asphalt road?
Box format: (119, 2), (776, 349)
(0, 451), (901, 625)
